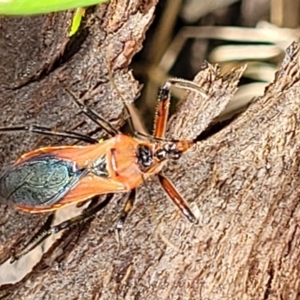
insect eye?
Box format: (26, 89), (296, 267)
(137, 145), (153, 170)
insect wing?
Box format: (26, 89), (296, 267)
(54, 173), (127, 209)
(0, 154), (87, 211)
(0, 142), (130, 212)
(15, 142), (116, 168)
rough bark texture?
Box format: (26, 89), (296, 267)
(1, 1), (300, 300)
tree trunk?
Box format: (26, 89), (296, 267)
(1, 1), (300, 299)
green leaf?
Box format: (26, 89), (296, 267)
(0, 0), (108, 15)
(69, 7), (86, 36)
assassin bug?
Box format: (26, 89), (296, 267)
(0, 78), (206, 259)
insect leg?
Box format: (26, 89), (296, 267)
(157, 173), (196, 223)
(116, 189), (136, 230)
(153, 78), (207, 140)
(9, 214), (55, 262)
(0, 124), (98, 144)
(65, 88), (120, 136)
(11, 194), (113, 261)
(153, 82), (171, 139)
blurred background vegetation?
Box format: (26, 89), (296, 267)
(1, 0), (299, 129)
(131, 0), (300, 129)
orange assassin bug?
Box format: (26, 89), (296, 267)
(0, 78), (206, 258)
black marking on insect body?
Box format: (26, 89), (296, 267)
(91, 154), (109, 177)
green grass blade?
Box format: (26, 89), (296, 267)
(0, 0), (108, 15)
(69, 7), (86, 36)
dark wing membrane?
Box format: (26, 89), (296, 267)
(0, 154), (86, 208)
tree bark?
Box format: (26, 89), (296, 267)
(1, 1), (300, 300)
